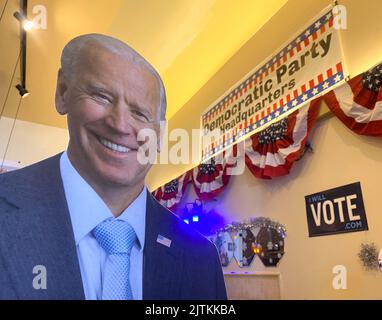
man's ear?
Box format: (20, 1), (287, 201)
(55, 69), (69, 115)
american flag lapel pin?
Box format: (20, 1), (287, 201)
(156, 234), (172, 248)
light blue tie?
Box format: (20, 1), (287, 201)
(92, 218), (137, 300)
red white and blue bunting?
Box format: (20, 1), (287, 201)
(323, 62), (382, 136)
(244, 98), (321, 179)
(192, 151), (232, 201)
(152, 171), (191, 211)
(153, 62), (382, 205)
(153, 99), (321, 204)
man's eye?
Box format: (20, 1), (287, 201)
(132, 110), (149, 121)
(93, 93), (111, 103)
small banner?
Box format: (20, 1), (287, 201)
(192, 151), (232, 201)
(201, 5), (348, 161)
(305, 182), (368, 237)
(323, 61), (382, 136)
(245, 98), (321, 179)
(152, 171), (191, 212)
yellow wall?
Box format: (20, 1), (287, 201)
(145, 0), (382, 299)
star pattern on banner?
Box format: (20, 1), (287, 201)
(323, 61), (382, 136)
(257, 118), (288, 145)
(245, 99), (321, 179)
(362, 63), (382, 93)
(164, 179), (179, 194)
(152, 171), (191, 212)
(199, 158), (217, 175)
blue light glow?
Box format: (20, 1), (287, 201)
(177, 199), (225, 236)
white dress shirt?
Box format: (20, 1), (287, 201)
(59, 151), (146, 300)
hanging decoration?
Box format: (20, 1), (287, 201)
(358, 243), (380, 271)
(245, 98), (320, 179)
(212, 231), (234, 267)
(233, 227), (257, 267)
(152, 171), (191, 212)
(192, 151), (232, 201)
(152, 99), (322, 204)
(323, 62), (382, 136)
(218, 217), (287, 238)
(256, 226), (285, 267)
(211, 217), (286, 267)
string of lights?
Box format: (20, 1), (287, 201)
(218, 217), (287, 238)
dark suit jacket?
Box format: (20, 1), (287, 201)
(0, 154), (227, 300)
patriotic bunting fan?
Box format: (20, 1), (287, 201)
(245, 98), (321, 179)
(192, 152), (231, 201)
(152, 171), (191, 211)
(323, 62), (382, 136)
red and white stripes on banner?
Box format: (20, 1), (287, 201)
(203, 62), (342, 158)
(323, 62), (382, 136)
(152, 171), (191, 211)
(192, 151), (231, 201)
(245, 98), (321, 179)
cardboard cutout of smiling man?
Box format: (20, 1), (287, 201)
(0, 34), (227, 300)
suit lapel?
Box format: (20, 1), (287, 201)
(143, 193), (184, 299)
(0, 154), (85, 299)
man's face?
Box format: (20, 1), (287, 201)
(56, 46), (161, 189)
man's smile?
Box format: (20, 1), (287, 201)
(96, 134), (132, 154)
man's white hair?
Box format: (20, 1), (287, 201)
(61, 33), (167, 121)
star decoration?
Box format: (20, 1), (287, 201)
(362, 63), (382, 92)
(164, 179), (179, 194)
(199, 158), (216, 175)
(257, 118), (288, 145)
